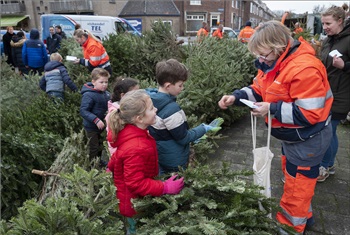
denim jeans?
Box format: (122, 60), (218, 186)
(47, 91), (64, 101)
(320, 120), (340, 168)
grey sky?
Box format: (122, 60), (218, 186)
(264, 1), (349, 14)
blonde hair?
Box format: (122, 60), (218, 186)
(108, 89), (150, 140)
(73, 28), (102, 43)
(322, 4), (349, 24)
(248, 21), (293, 56)
(50, 52), (62, 62)
(91, 68), (110, 81)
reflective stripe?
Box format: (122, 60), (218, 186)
(281, 208), (307, 226)
(326, 88), (333, 99)
(241, 87), (257, 102)
(84, 59), (89, 67)
(308, 204), (312, 213)
(281, 102), (294, 124)
(295, 97), (325, 110)
(90, 51), (108, 61)
(101, 61), (110, 68)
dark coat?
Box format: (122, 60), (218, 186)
(321, 22), (350, 119)
(80, 82), (110, 131)
(3, 31), (15, 65)
(46, 33), (62, 54)
(10, 36), (28, 74)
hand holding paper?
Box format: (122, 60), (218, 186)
(329, 49), (342, 57)
(239, 99), (258, 109)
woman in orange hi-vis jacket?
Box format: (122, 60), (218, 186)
(218, 21), (333, 234)
(212, 24), (223, 39)
(73, 29), (112, 76)
(238, 21), (255, 43)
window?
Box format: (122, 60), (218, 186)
(109, 0), (116, 3)
(154, 20), (173, 26)
(190, 0), (201, 5)
(186, 14), (205, 32)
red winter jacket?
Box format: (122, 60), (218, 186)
(108, 124), (164, 217)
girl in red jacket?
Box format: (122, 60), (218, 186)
(107, 89), (184, 234)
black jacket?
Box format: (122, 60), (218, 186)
(321, 22), (350, 119)
(46, 33), (62, 54)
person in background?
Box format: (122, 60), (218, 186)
(107, 89), (184, 234)
(105, 77), (139, 157)
(22, 28), (48, 75)
(39, 52), (78, 101)
(197, 21), (209, 41)
(10, 31), (28, 75)
(73, 29), (112, 75)
(55, 25), (67, 39)
(317, 3), (350, 182)
(80, 68), (110, 165)
(218, 21), (333, 234)
(147, 59), (218, 175)
(212, 24), (223, 39)
(293, 22), (304, 34)
(238, 21), (255, 43)
(46, 26), (62, 55)
(3, 26), (16, 67)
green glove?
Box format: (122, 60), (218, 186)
(194, 134), (207, 144)
(209, 117), (224, 128)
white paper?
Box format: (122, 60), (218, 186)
(66, 56), (78, 61)
(329, 50), (342, 57)
(239, 99), (258, 109)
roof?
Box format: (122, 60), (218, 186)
(0, 15), (29, 27)
(119, 0), (180, 17)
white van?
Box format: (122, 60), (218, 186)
(40, 14), (141, 42)
(210, 27), (238, 39)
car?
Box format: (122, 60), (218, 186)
(1, 29), (30, 56)
(210, 26), (238, 39)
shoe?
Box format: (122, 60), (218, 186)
(328, 165), (335, 175)
(317, 166), (329, 182)
(281, 177), (285, 183)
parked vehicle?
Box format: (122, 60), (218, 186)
(40, 14), (141, 43)
(210, 27), (238, 39)
(1, 30), (30, 56)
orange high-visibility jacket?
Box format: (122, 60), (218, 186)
(82, 36), (110, 70)
(294, 27), (303, 34)
(238, 26), (255, 43)
(197, 27), (209, 37)
(251, 38), (333, 141)
(233, 38), (333, 142)
(212, 29), (223, 39)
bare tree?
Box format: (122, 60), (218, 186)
(313, 4), (327, 14)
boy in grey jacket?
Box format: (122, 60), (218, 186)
(39, 53), (78, 101)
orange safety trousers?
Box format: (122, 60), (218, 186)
(276, 155), (316, 233)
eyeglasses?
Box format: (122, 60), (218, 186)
(255, 50), (273, 61)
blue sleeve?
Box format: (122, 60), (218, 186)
(176, 124), (207, 145)
(80, 94), (97, 123)
(60, 67), (78, 92)
(39, 76), (46, 91)
(232, 85), (263, 106)
(22, 42), (27, 66)
(42, 44), (48, 64)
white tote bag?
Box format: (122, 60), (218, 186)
(251, 112), (274, 198)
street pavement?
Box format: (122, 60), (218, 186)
(207, 112), (350, 234)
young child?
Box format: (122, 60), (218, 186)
(80, 68), (110, 164)
(107, 89), (184, 234)
(105, 77), (139, 157)
(147, 58), (217, 175)
(39, 53), (78, 100)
